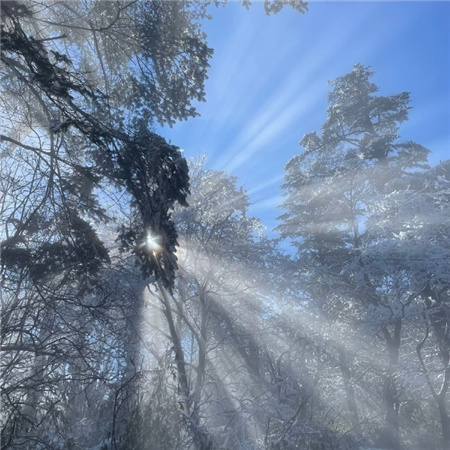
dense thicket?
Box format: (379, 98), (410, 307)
(1, 1), (210, 446)
(1, 2), (449, 450)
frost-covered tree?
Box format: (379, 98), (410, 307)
(278, 64), (449, 449)
(140, 159), (269, 449)
(0, 0), (206, 290)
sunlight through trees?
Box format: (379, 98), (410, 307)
(1, 1), (449, 450)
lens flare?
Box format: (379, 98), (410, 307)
(144, 230), (162, 253)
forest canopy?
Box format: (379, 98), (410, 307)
(1, 1), (449, 450)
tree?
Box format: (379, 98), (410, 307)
(277, 64), (449, 449)
(377, 160), (450, 448)
(140, 159), (269, 449)
(0, 0), (210, 288)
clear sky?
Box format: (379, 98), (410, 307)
(157, 1), (450, 236)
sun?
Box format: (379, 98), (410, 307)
(143, 229), (162, 254)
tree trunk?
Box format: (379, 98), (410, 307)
(438, 395), (450, 450)
(380, 320), (402, 450)
(382, 371), (400, 450)
(417, 322), (450, 450)
(338, 349), (359, 430)
(430, 305), (450, 450)
(159, 284), (213, 450)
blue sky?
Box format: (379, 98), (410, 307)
(157, 1), (450, 236)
